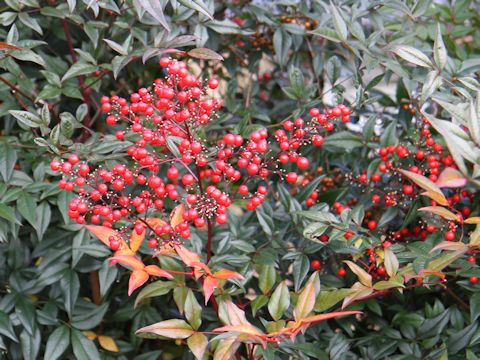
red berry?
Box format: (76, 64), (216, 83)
(311, 260), (321, 269)
(286, 172), (298, 184)
(470, 276), (479, 284)
(337, 268), (346, 277)
(367, 220), (377, 230)
(444, 231), (455, 241)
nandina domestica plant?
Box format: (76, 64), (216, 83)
(49, 56), (480, 359)
(50, 57), (360, 358)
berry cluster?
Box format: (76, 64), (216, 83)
(50, 57), (352, 253)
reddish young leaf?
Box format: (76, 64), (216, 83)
(203, 275), (218, 304)
(128, 270), (149, 296)
(108, 255), (145, 271)
(144, 265), (174, 279)
(213, 269), (244, 280)
(136, 319), (194, 339)
(174, 244), (201, 266)
(0, 42), (20, 50)
(145, 217), (167, 228)
(436, 167), (467, 188)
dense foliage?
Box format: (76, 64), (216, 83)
(1, 0), (480, 359)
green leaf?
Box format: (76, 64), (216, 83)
(9, 110), (43, 128)
(15, 296), (36, 336)
(35, 201), (51, 240)
(330, 2), (348, 41)
(98, 261), (118, 298)
(258, 264), (276, 294)
(72, 302), (109, 330)
(293, 255), (310, 292)
(187, 332), (208, 360)
(44, 325), (70, 360)
(273, 29), (292, 67)
(18, 13), (43, 35)
(11, 49), (46, 67)
(137, 0), (169, 30)
(390, 45), (433, 68)
(62, 62), (97, 82)
(0, 203), (20, 225)
(71, 328), (100, 360)
(187, 47), (223, 61)
(251, 295), (269, 316)
(421, 70), (442, 102)
(178, 0), (213, 20)
(136, 319), (194, 339)
(268, 281), (290, 321)
(20, 328), (41, 360)
(323, 131), (363, 150)
(0, 310), (18, 341)
(0, 142), (17, 182)
(309, 27), (341, 42)
(447, 323), (478, 353)
(134, 280), (175, 308)
(184, 289), (202, 330)
(104, 38), (128, 56)
(17, 192), (36, 227)
(434, 23), (447, 70)
(314, 289), (354, 312)
(60, 269), (80, 319)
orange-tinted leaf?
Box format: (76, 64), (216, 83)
(170, 203), (185, 228)
(174, 244), (201, 266)
(145, 217), (167, 228)
(298, 310), (361, 326)
(136, 319), (194, 339)
(128, 270), (149, 296)
(219, 300), (249, 326)
(114, 248), (135, 257)
(130, 222), (145, 253)
(213, 338), (239, 360)
(203, 275), (218, 305)
(85, 225), (124, 247)
(436, 167), (467, 188)
(213, 269), (244, 280)
(83, 331), (97, 340)
(0, 42), (20, 50)
(190, 261), (212, 275)
(399, 169), (448, 205)
(213, 324), (264, 336)
(430, 241), (469, 253)
(144, 265), (174, 279)
(418, 269), (446, 279)
(293, 282), (315, 321)
(342, 282), (374, 308)
(419, 206), (458, 221)
(98, 335), (119, 352)
(109, 255), (145, 271)
(465, 217), (480, 224)
(343, 260), (372, 287)
(187, 333), (208, 360)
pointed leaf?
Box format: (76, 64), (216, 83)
(187, 333), (208, 360)
(293, 281), (315, 321)
(109, 255), (145, 271)
(384, 248), (399, 277)
(391, 45), (433, 68)
(144, 265), (174, 279)
(174, 244), (201, 266)
(418, 206), (458, 221)
(203, 275), (218, 304)
(436, 167), (467, 188)
(434, 23), (447, 70)
(398, 169), (448, 205)
(128, 270), (149, 296)
(344, 260), (372, 287)
(268, 281), (290, 321)
(213, 269), (244, 280)
(136, 319), (194, 339)
(98, 335), (119, 352)
(170, 204), (186, 228)
(85, 225), (125, 247)
(44, 325), (70, 360)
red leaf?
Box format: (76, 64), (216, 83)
(0, 42), (20, 50)
(213, 269), (244, 280)
(203, 276), (218, 305)
(144, 265), (174, 279)
(128, 270), (149, 296)
(109, 255), (145, 271)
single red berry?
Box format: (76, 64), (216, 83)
(311, 260), (321, 269)
(337, 268), (346, 277)
(148, 238), (158, 248)
(286, 172), (298, 184)
(467, 256), (476, 263)
(444, 231), (455, 241)
(367, 220), (377, 230)
(376, 266), (386, 276)
(469, 276), (479, 284)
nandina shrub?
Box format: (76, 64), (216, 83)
(48, 57), (480, 359)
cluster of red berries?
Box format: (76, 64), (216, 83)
(51, 57), (353, 251)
